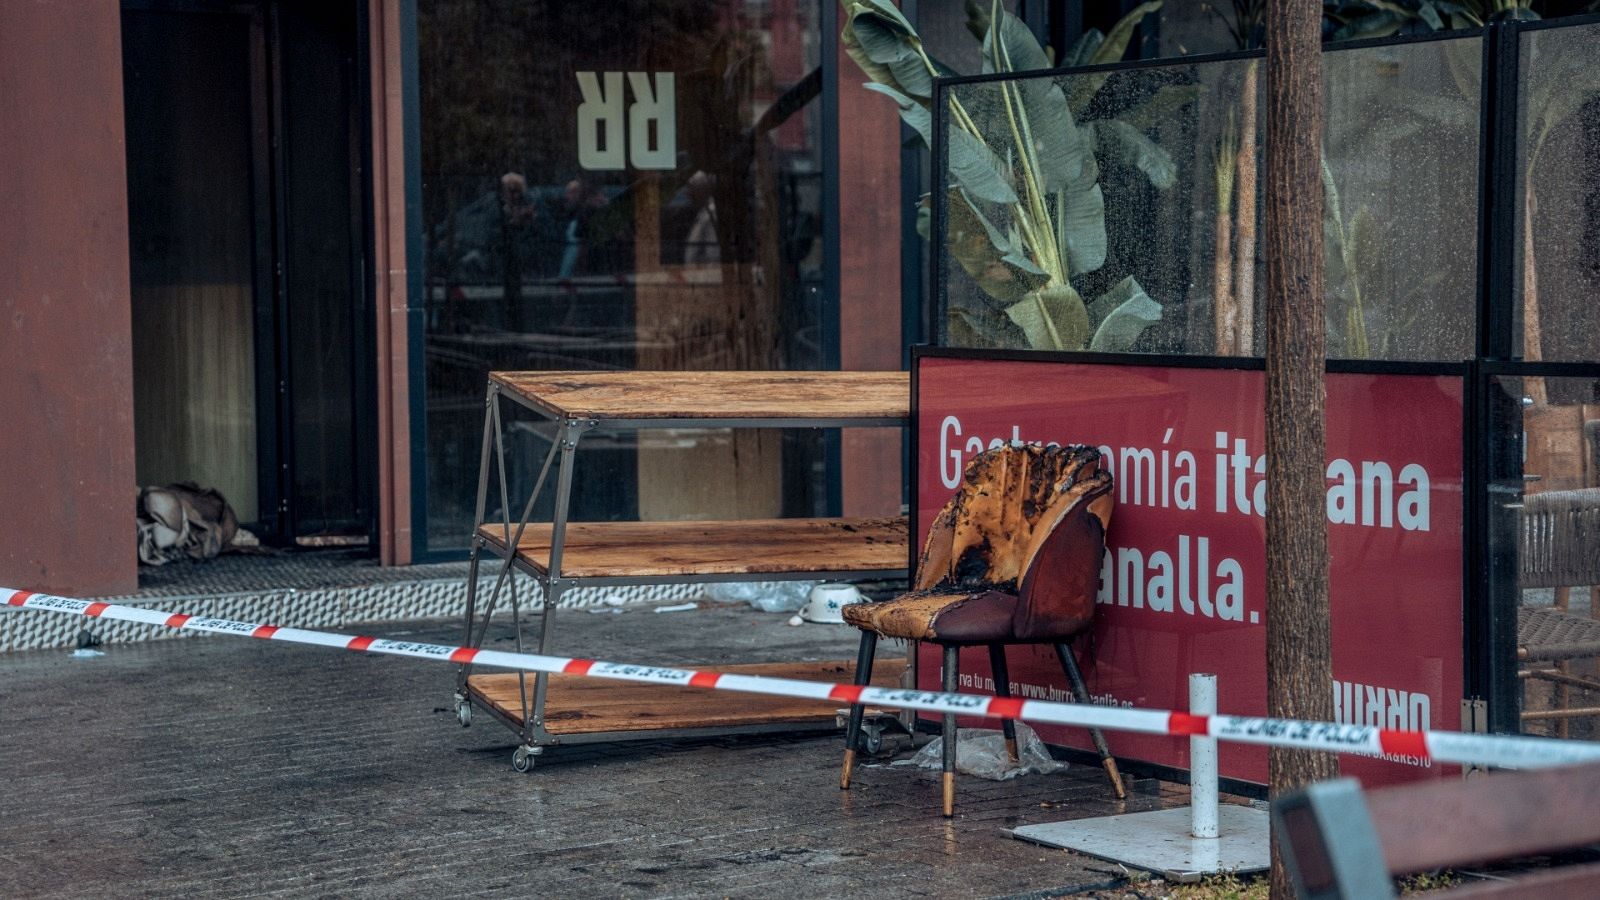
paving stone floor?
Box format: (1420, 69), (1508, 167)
(0, 603), (1201, 898)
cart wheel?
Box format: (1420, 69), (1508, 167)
(455, 699), (473, 728)
(859, 726), (884, 756)
(512, 746), (535, 773)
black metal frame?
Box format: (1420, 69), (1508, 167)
(923, 17), (1600, 744)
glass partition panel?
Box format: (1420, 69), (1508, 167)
(1515, 22), (1600, 366)
(936, 58), (1259, 354)
(1488, 374), (1600, 738)
(418, 0), (828, 549)
(1323, 37), (1479, 361)
(935, 37), (1480, 360)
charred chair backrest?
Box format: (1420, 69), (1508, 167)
(916, 443), (1114, 641)
(839, 442), (1126, 813)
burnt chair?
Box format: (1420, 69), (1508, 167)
(839, 442), (1125, 817)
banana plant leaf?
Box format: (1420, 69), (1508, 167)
(1117, 84), (1203, 133)
(1496, 7), (1540, 22)
(1092, 120), (1177, 190)
(949, 126), (1019, 205)
(1060, 30), (1104, 69)
(947, 190), (1047, 306)
(958, 187), (1045, 275)
(1092, 0), (1164, 66)
(979, 4), (1052, 75)
(976, 9), (1098, 194)
(948, 303), (1020, 349)
(862, 82), (932, 146)
(1347, 206), (1380, 284)
(1087, 276), (1163, 352)
(1066, 0), (1164, 114)
(1005, 283), (1092, 351)
(972, 10), (1108, 277)
(1055, 177), (1106, 277)
(1331, 9), (1409, 40)
(843, 0), (934, 100)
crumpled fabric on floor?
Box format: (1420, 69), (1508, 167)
(136, 482), (249, 565)
(912, 723), (1070, 780)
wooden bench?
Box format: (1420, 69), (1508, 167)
(1273, 763), (1600, 898)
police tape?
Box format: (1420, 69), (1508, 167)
(7, 586), (1599, 771)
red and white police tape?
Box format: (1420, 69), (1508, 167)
(7, 586), (1599, 772)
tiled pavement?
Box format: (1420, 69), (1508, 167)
(0, 603), (1211, 898)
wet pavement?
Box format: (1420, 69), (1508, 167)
(0, 603), (1202, 898)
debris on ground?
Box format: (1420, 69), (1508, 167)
(702, 580), (815, 612)
(912, 724), (1070, 780)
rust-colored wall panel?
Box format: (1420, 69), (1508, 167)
(0, 2), (139, 595)
(370, 0), (412, 564)
(837, 36), (905, 518)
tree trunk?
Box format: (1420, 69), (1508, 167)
(1264, 3), (1338, 898)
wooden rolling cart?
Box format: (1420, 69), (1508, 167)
(451, 371), (912, 771)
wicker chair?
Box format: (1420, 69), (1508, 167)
(838, 443), (1125, 817)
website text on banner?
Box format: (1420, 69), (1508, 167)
(917, 356), (1463, 786)
(6, 587), (1595, 772)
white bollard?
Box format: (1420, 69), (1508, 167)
(1190, 673), (1219, 839)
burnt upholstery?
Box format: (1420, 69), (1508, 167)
(841, 443), (1112, 644)
(838, 443), (1124, 815)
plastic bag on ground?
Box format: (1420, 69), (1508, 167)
(911, 724), (1069, 781)
(702, 581), (816, 613)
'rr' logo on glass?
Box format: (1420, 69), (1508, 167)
(576, 72), (676, 171)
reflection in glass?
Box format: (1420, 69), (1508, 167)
(419, 0), (826, 549)
(934, 38), (1481, 360)
(1515, 22), (1600, 368)
(1490, 376), (1600, 739)
(1322, 38), (1479, 361)
(838, 2), (1175, 354)
(936, 58), (1243, 355)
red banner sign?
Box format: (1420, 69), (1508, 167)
(915, 355), (1464, 786)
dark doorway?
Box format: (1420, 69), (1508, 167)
(122, 1), (374, 547)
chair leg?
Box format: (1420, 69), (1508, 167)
(987, 644), (1018, 762)
(942, 644), (959, 818)
(840, 631), (878, 790)
(1054, 641), (1127, 800)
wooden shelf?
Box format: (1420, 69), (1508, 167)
(468, 658), (908, 736)
(489, 370), (909, 422)
(478, 516), (908, 579)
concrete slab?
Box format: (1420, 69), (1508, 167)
(1008, 804), (1271, 883)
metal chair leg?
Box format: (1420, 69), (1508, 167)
(840, 631), (878, 790)
(942, 644), (959, 818)
(1054, 641), (1127, 800)
(988, 644), (1018, 761)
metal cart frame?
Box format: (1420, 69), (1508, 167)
(450, 373), (911, 771)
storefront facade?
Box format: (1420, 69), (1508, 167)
(2, 0), (910, 591)
(4, 1), (1599, 745)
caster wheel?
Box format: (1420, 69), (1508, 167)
(512, 746), (535, 773)
(455, 699), (473, 728)
(859, 727), (884, 755)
